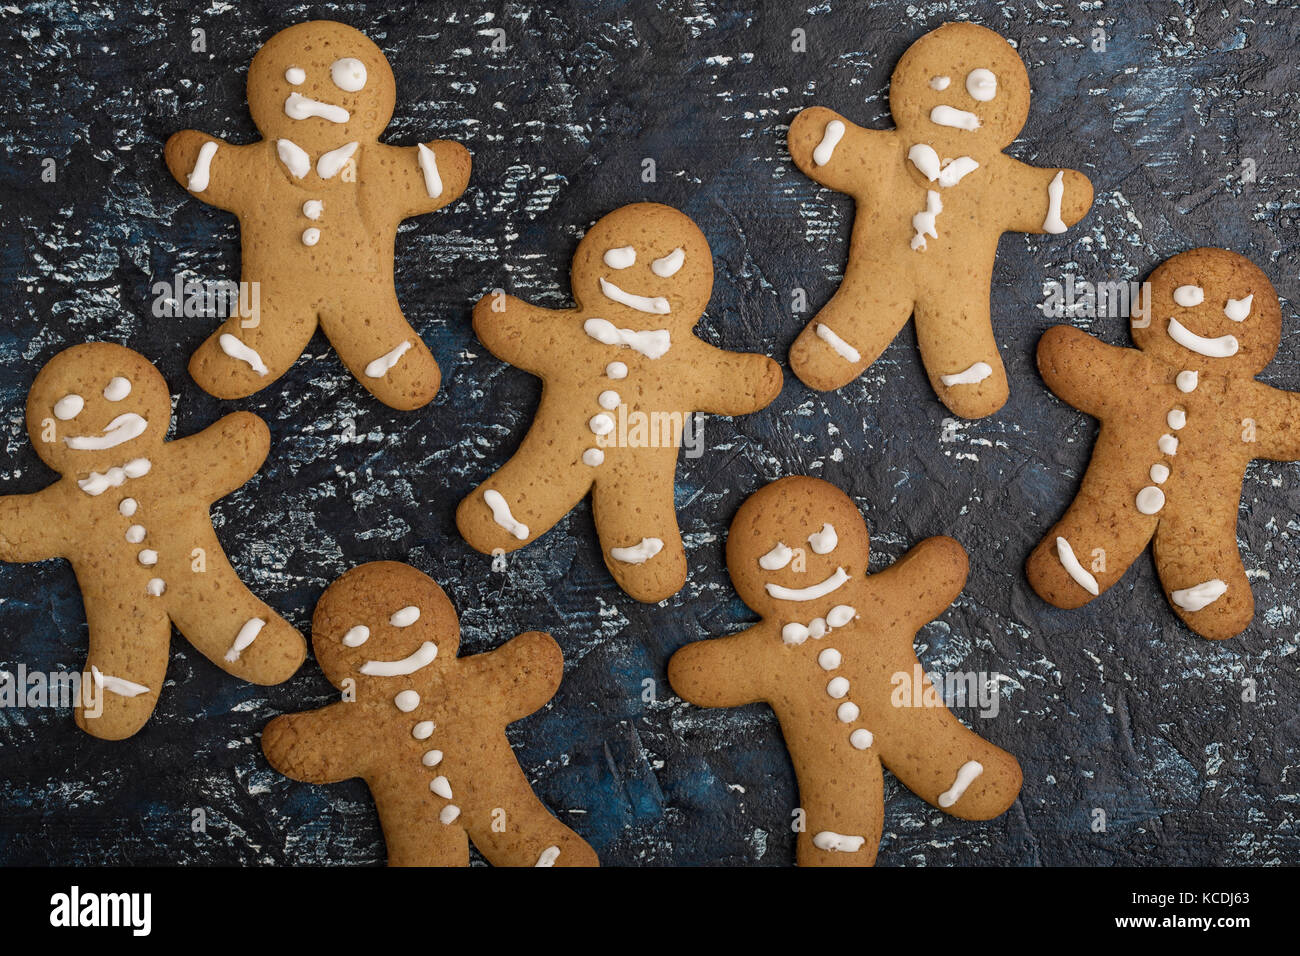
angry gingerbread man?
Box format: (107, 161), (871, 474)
(787, 22), (1093, 418)
(668, 476), (1021, 866)
(0, 343), (305, 739)
(262, 561), (598, 867)
(456, 202), (782, 603)
(1027, 248), (1300, 640)
(165, 20), (471, 410)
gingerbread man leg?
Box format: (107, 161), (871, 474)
(789, 259), (916, 392)
(164, 563), (304, 684)
(320, 285), (441, 411)
(464, 761), (598, 867)
(75, 599), (171, 741)
(1152, 494), (1253, 640)
(371, 779), (471, 866)
(787, 732), (885, 867)
(188, 287), (318, 399)
(590, 456), (686, 603)
(914, 282), (1009, 419)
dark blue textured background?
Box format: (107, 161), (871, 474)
(0, 0), (1297, 866)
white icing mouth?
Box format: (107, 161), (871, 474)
(64, 413), (148, 451)
(284, 92), (350, 124)
(584, 318), (671, 359)
(1166, 316), (1239, 358)
(360, 640), (438, 677)
(599, 277), (670, 314)
(929, 105), (980, 130)
(765, 567), (849, 601)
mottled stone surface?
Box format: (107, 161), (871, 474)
(0, 0), (1297, 866)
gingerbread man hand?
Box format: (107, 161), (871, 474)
(668, 476), (1022, 866)
(164, 21), (471, 410)
(457, 203), (782, 603)
(0, 343), (305, 739)
(1029, 247), (1300, 639)
(786, 22), (1093, 418)
(262, 561), (598, 867)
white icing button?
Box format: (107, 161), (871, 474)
(598, 390), (621, 410)
(807, 618), (828, 640)
(1150, 463), (1170, 484)
(430, 775), (453, 799)
(1136, 486), (1166, 515)
(582, 448), (605, 467)
(826, 605), (855, 628)
(1167, 408), (1187, 430)
(146, 578), (166, 597)
(137, 549), (158, 566)
(118, 497), (137, 517)
(439, 805), (461, 824)
(412, 720), (435, 740)
(125, 524), (146, 543)
(302, 228), (321, 246)
(817, 648), (842, 670)
(849, 728), (874, 750)
(1158, 434), (1179, 456)
(1176, 370), (1198, 393)
(303, 199), (323, 220)
(394, 690), (420, 713)
(589, 414), (615, 436)
(827, 677), (850, 699)
(836, 701), (860, 723)
(606, 361), (628, 379)
(422, 750), (443, 767)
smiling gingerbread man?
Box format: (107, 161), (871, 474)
(1027, 248), (1300, 640)
(262, 561), (599, 867)
(0, 343), (305, 739)
(165, 20), (470, 409)
(786, 22), (1093, 418)
(456, 202), (782, 603)
(668, 476), (1021, 866)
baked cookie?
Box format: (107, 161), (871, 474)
(164, 20), (471, 410)
(0, 343), (306, 739)
(1027, 248), (1300, 640)
(787, 22), (1093, 418)
(262, 561), (599, 867)
(456, 202), (783, 603)
(668, 476), (1021, 866)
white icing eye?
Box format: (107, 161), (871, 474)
(342, 625), (370, 647)
(965, 68), (997, 102)
(390, 606), (420, 627)
(285, 67), (306, 85)
(808, 523), (838, 555)
(759, 542), (793, 571)
(103, 376), (131, 401)
(53, 394), (84, 420)
(331, 57), (367, 92)
(1224, 294), (1253, 322)
(603, 246), (636, 269)
(651, 248), (685, 278)
(929, 75), (951, 91)
(1173, 285), (1204, 307)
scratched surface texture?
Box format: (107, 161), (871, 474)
(0, 0), (1297, 867)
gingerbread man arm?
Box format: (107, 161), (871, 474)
(1243, 381), (1300, 461)
(684, 340), (783, 416)
(863, 536), (968, 636)
(471, 290), (567, 378)
(668, 624), (771, 708)
(1036, 325), (1141, 420)
(460, 630), (564, 724)
(371, 140), (472, 219)
(163, 131), (264, 215)
(169, 412), (271, 503)
(0, 490), (64, 562)
(787, 106), (883, 196)
(996, 156), (1093, 235)
(262, 704), (365, 784)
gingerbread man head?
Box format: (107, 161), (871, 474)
(246, 21), (397, 155)
(26, 343), (171, 477)
(890, 23), (1032, 154)
(726, 476), (871, 622)
(1130, 247), (1282, 378)
(311, 561), (460, 693)
(569, 202), (714, 331)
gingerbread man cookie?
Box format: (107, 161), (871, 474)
(1027, 248), (1300, 640)
(165, 20), (471, 410)
(262, 561), (599, 867)
(668, 477), (1021, 866)
(787, 22), (1094, 418)
(0, 343), (306, 739)
(456, 202), (782, 603)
